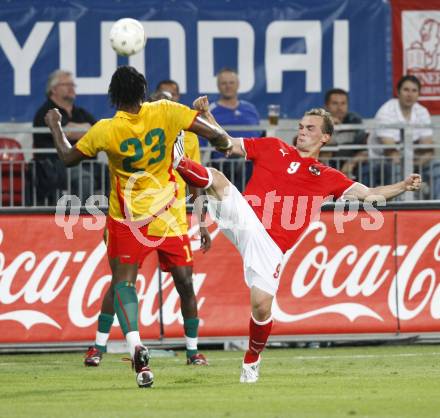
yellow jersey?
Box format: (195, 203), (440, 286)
(148, 131), (201, 237)
(76, 100), (198, 222)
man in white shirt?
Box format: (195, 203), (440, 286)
(365, 75), (439, 198)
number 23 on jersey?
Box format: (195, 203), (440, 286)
(120, 128), (166, 173)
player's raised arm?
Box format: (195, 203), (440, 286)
(44, 108), (86, 167)
(344, 174), (422, 201)
(190, 96), (245, 157)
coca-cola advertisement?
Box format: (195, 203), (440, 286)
(0, 208), (439, 345)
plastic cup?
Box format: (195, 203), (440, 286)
(268, 104), (280, 125)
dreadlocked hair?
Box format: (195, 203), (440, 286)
(108, 66), (148, 108)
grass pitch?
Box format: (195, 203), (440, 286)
(1, 345), (440, 418)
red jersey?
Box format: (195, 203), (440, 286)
(243, 137), (355, 253)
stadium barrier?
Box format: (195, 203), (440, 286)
(0, 201), (439, 350)
(0, 153), (439, 206)
(0, 122), (440, 205)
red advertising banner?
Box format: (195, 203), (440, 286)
(395, 210), (440, 333)
(391, 0), (440, 114)
(0, 209), (439, 345)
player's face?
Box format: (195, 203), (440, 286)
(52, 74), (76, 104)
(297, 115), (330, 152)
(398, 80), (419, 109)
(217, 71), (239, 100)
(325, 93), (348, 123)
(159, 83), (180, 102)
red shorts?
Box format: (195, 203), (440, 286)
(106, 216), (193, 271)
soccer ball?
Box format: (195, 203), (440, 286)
(136, 369), (154, 388)
(109, 18), (146, 56)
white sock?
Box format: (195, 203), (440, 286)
(126, 331), (141, 358)
(95, 331), (110, 348)
(185, 335), (198, 352)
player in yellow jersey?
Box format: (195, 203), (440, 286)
(84, 85), (211, 368)
(44, 66), (235, 388)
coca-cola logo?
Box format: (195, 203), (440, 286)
(0, 214), (439, 339)
(273, 221), (440, 322)
(0, 224), (221, 331)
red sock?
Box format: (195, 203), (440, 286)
(176, 157), (212, 189)
(244, 315), (273, 364)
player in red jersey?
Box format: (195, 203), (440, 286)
(173, 97), (422, 383)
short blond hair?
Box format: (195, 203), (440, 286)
(304, 108), (334, 136)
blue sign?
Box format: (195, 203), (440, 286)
(0, 0), (392, 122)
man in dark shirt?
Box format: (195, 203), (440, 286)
(33, 70), (96, 204)
(323, 88), (368, 180)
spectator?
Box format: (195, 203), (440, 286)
(323, 88), (368, 180)
(206, 68), (261, 190)
(366, 75), (440, 198)
(155, 79), (180, 102)
(33, 70), (96, 204)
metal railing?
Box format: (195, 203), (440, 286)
(0, 122), (439, 207)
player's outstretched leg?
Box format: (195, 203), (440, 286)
(172, 130), (185, 168)
(173, 133), (231, 199)
(240, 286), (274, 383)
(175, 156), (213, 189)
(173, 133), (213, 189)
(175, 159), (231, 204)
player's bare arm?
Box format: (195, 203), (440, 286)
(345, 174), (422, 201)
(192, 95), (245, 157)
(44, 108), (86, 166)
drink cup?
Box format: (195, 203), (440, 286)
(268, 104), (280, 125)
